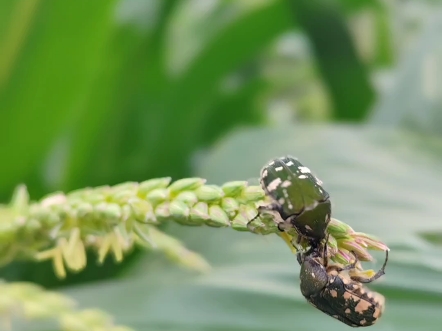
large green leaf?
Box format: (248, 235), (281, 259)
(0, 0), (116, 197)
(61, 0), (293, 191)
(19, 124), (442, 331)
(290, 0), (375, 121)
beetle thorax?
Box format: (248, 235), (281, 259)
(299, 256), (328, 297)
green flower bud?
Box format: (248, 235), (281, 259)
(221, 181), (248, 197)
(138, 177), (172, 195)
(169, 178), (206, 194)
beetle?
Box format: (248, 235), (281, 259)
(297, 240), (389, 327)
(248, 156), (331, 249)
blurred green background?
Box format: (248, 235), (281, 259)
(2, 0), (442, 330)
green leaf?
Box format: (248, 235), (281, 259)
(55, 0), (294, 198)
(0, 0), (117, 196)
(290, 0), (375, 121)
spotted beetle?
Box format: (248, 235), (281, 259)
(248, 156), (331, 249)
(298, 240), (389, 327)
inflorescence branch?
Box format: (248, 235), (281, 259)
(0, 178), (388, 278)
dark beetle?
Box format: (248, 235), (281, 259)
(248, 156), (331, 248)
(298, 242), (389, 327)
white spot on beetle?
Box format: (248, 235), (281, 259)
(268, 161), (275, 166)
(311, 272), (316, 278)
(262, 169), (268, 178)
(281, 180), (291, 188)
(278, 198), (285, 204)
(298, 166), (310, 173)
(298, 175), (308, 179)
(286, 160), (294, 166)
(305, 225), (312, 231)
(288, 203), (293, 209)
(275, 166), (283, 172)
(267, 178), (282, 191)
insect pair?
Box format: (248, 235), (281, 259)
(248, 156), (389, 327)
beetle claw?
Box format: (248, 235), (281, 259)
(349, 249), (389, 284)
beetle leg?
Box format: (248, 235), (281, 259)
(258, 202), (281, 214)
(297, 245), (316, 266)
(278, 222), (290, 232)
(338, 259), (358, 272)
(246, 214), (261, 232)
(326, 253), (358, 273)
(349, 250), (389, 283)
(246, 203), (280, 232)
(322, 234), (330, 267)
(325, 262), (356, 274)
(246, 211), (263, 232)
(291, 242), (304, 253)
(297, 251), (303, 265)
(290, 233), (305, 252)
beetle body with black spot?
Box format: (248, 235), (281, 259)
(258, 156), (331, 247)
(298, 247), (388, 327)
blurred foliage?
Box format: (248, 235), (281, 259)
(1, 281), (133, 331)
(291, 0), (375, 121)
(1, 0), (442, 330)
